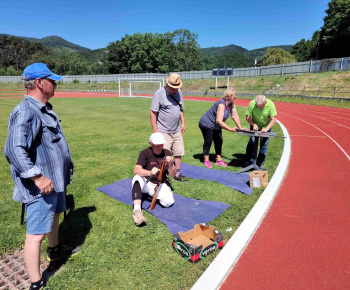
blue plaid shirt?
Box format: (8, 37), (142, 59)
(4, 95), (73, 203)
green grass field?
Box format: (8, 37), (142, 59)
(0, 95), (284, 289)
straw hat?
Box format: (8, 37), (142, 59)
(166, 73), (182, 89)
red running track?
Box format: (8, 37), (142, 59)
(218, 100), (350, 289)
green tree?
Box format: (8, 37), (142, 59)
(24, 43), (55, 68)
(202, 51), (254, 70)
(0, 35), (56, 74)
(107, 29), (203, 73)
(291, 39), (311, 62)
(262, 48), (296, 65)
(308, 30), (321, 60)
(54, 52), (89, 75)
(164, 29), (203, 71)
(319, 0), (350, 58)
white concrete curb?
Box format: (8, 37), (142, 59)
(191, 120), (291, 290)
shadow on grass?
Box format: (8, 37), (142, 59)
(193, 153), (246, 168)
(192, 153), (218, 163)
(42, 195), (96, 281)
(229, 153), (246, 167)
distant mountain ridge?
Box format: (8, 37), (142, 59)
(1, 33), (293, 72)
(201, 44), (248, 55)
(201, 43), (293, 58)
(1, 33), (292, 59)
(0, 34), (92, 53)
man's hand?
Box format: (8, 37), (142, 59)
(261, 128), (268, 133)
(229, 127), (237, 132)
(181, 123), (186, 133)
(252, 124), (259, 131)
(165, 156), (173, 163)
(31, 174), (54, 194)
(150, 167), (160, 176)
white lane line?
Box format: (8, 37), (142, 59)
(276, 105), (350, 117)
(278, 108), (350, 129)
(275, 102), (350, 116)
(281, 112), (350, 161)
(191, 120), (291, 290)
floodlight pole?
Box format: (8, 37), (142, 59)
(118, 78), (120, 97)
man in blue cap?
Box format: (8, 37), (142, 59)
(4, 63), (78, 289)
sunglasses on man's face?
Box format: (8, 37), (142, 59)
(43, 78), (57, 86)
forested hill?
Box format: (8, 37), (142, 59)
(1, 33), (291, 58)
(245, 45), (293, 58)
(200, 44), (293, 68)
(201, 43), (293, 58)
(0, 32), (292, 75)
(0, 34), (91, 53)
(201, 44), (248, 55)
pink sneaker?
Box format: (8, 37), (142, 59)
(216, 160), (228, 167)
(204, 161), (212, 168)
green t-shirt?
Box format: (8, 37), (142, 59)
(246, 99), (277, 129)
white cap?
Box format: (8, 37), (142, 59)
(149, 133), (165, 145)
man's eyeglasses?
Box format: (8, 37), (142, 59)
(43, 78), (57, 86)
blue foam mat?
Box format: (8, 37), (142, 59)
(180, 163), (252, 196)
(96, 178), (231, 234)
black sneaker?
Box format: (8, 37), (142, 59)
(29, 277), (46, 290)
(47, 245), (81, 262)
(173, 174), (188, 182)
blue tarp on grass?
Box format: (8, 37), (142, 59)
(97, 178), (231, 234)
(180, 163), (252, 195)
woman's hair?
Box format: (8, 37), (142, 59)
(223, 88), (236, 100)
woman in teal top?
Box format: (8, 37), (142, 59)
(199, 88), (244, 168)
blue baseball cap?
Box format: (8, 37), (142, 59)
(23, 63), (62, 81)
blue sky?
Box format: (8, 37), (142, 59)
(1, 0), (329, 51)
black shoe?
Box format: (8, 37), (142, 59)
(47, 244), (81, 262)
(29, 277), (46, 290)
(173, 174), (188, 182)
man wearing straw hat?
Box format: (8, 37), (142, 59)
(150, 73), (187, 182)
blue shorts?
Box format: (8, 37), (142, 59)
(26, 191), (66, 235)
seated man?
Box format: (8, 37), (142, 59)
(131, 133), (176, 225)
(244, 95), (277, 168)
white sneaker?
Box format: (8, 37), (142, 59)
(133, 209), (146, 225)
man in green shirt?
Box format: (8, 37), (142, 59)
(243, 95), (277, 168)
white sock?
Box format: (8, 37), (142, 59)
(134, 204), (141, 212)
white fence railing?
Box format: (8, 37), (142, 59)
(1, 57), (349, 83)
